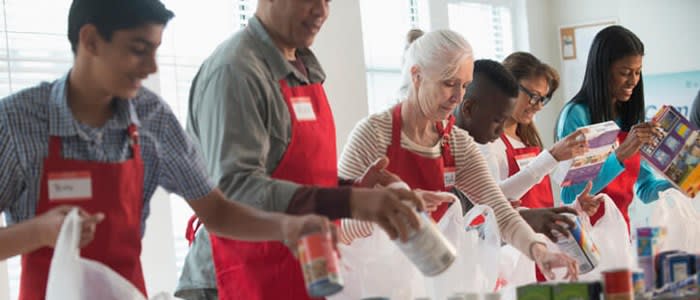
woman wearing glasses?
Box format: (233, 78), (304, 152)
(479, 52), (592, 211)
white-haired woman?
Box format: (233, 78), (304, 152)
(338, 29), (576, 279)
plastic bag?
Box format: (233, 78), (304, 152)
(330, 197), (501, 300)
(46, 208), (183, 300)
(422, 203), (501, 299)
(650, 189), (700, 252)
(497, 194), (634, 287)
(576, 193), (635, 281)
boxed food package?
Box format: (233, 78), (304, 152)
(641, 105), (700, 197)
(552, 121), (620, 187)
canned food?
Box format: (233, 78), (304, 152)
(298, 232), (343, 297)
(394, 209), (457, 277)
(632, 270), (646, 295)
(550, 213), (600, 274)
(602, 269), (633, 300)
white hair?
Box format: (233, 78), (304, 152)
(397, 29), (474, 99)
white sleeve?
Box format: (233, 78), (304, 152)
(498, 149), (558, 202)
(479, 139), (558, 202)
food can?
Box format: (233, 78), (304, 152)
(632, 270), (646, 295)
(602, 269), (633, 300)
(394, 209), (457, 277)
(298, 232), (343, 297)
(551, 213), (600, 274)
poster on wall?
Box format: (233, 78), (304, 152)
(643, 70), (700, 121)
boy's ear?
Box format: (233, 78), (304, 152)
(78, 24), (101, 56)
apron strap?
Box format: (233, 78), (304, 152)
(390, 104), (403, 147)
(437, 115), (456, 168)
(48, 136), (63, 159)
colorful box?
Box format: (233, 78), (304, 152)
(656, 250), (682, 288)
(668, 253), (692, 282)
(552, 121), (620, 187)
(641, 105), (700, 198)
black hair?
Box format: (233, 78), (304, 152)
(465, 59), (519, 100)
(456, 59), (518, 129)
(570, 25), (645, 131)
(68, 0), (175, 54)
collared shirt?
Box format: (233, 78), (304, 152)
(178, 16), (351, 292)
(0, 73), (215, 234)
(187, 16), (332, 213)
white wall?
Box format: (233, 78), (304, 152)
(312, 0), (369, 153)
(551, 0), (700, 92)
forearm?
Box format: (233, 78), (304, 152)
(500, 150), (558, 201)
(0, 220), (44, 260)
(190, 189), (286, 242)
(561, 154), (624, 203)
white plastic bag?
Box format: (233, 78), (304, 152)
(422, 203), (501, 299)
(330, 197), (501, 300)
(46, 209), (146, 300)
(497, 194), (634, 288)
(650, 189), (700, 252)
(46, 208), (182, 300)
(576, 193), (635, 281)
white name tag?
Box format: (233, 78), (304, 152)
(48, 171), (92, 201)
(291, 96), (316, 121)
(515, 153), (537, 170)
(444, 167), (456, 188)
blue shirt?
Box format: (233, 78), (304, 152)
(0, 73), (215, 235)
(556, 102), (673, 204)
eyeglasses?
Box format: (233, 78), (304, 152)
(519, 84), (551, 106)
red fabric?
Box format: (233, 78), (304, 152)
(500, 134), (555, 282)
(185, 215), (202, 246)
(20, 125), (146, 300)
(501, 134), (555, 209)
(590, 131), (640, 233)
(210, 79), (338, 300)
(384, 104), (455, 221)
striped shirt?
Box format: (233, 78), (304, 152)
(338, 108), (546, 258)
(0, 73), (215, 234)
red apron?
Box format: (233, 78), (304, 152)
(20, 124), (146, 300)
(385, 104), (455, 221)
(501, 134), (554, 209)
(590, 131), (640, 233)
(209, 79), (338, 300)
(501, 134), (554, 282)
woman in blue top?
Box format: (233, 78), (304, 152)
(556, 25), (672, 230)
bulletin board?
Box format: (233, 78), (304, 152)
(558, 20), (617, 101)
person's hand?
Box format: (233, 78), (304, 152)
(354, 156), (402, 188)
(531, 243), (579, 281)
(414, 190), (455, 212)
(33, 206), (105, 248)
(550, 128), (589, 161)
(576, 181), (604, 216)
(349, 187), (425, 242)
(615, 122), (663, 161)
(510, 200), (522, 208)
(519, 207), (577, 241)
(280, 214), (338, 256)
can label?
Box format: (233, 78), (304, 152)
(395, 212), (457, 276)
(603, 269), (633, 300)
(552, 213), (600, 274)
(298, 232), (343, 297)
(632, 271), (646, 295)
